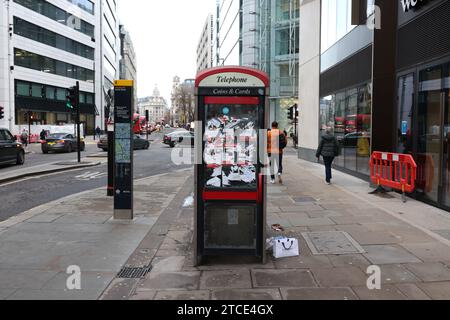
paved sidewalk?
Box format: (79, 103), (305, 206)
(102, 154), (450, 301)
(0, 169), (190, 300)
(2, 152), (450, 300)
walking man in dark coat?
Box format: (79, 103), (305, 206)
(316, 129), (339, 185)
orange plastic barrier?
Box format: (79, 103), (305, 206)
(370, 152), (417, 194)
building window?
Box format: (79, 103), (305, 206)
(15, 80), (94, 105)
(16, 81), (30, 96)
(14, 48), (94, 82)
(31, 83), (43, 98)
(14, 0), (95, 38)
(66, 0), (94, 15)
(321, 0), (356, 53)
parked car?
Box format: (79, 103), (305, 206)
(163, 131), (195, 148)
(0, 128), (25, 166)
(41, 133), (85, 154)
(98, 135), (150, 151)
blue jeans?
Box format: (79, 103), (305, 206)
(323, 156), (335, 183)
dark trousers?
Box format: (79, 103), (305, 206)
(269, 153), (283, 179)
(323, 156), (335, 183)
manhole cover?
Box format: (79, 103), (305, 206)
(301, 231), (365, 255)
(117, 265), (152, 279)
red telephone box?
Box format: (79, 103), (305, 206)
(194, 66), (269, 265)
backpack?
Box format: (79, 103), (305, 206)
(279, 132), (287, 149)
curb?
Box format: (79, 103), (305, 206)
(0, 161), (101, 185)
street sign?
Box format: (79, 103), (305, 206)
(113, 80), (134, 220)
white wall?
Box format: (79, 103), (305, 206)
(298, 0), (321, 157)
(0, 3), (10, 130)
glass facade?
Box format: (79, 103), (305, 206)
(14, 17), (94, 60)
(321, 0), (355, 53)
(66, 0), (94, 15)
(14, 48), (94, 82)
(14, 80), (95, 133)
(320, 83), (372, 175)
(15, 80), (94, 103)
(14, 0), (95, 38)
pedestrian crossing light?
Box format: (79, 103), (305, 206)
(66, 86), (78, 110)
(0, 106), (4, 120)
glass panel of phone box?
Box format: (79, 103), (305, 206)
(205, 104), (259, 190)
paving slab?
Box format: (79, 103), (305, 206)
(400, 243), (450, 262)
(212, 289), (282, 300)
(273, 255), (333, 270)
(0, 269), (58, 289)
(0, 289), (16, 300)
(404, 262), (450, 282)
(281, 287), (359, 300)
(154, 290), (211, 300)
(396, 284), (432, 300)
(140, 272), (201, 290)
(417, 282), (450, 300)
(199, 270), (252, 289)
(6, 289), (101, 300)
(352, 285), (407, 300)
(100, 278), (140, 300)
(149, 256), (186, 275)
(251, 269), (316, 288)
(310, 266), (368, 287)
(377, 264), (421, 284)
(344, 231), (401, 245)
(129, 290), (157, 300)
(328, 254), (372, 268)
(363, 245), (422, 265)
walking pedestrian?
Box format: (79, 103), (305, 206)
(40, 129), (47, 141)
(267, 121), (287, 184)
(95, 126), (101, 140)
(316, 129), (340, 185)
(21, 129), (28, 147)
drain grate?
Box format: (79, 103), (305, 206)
(117, 265), (152, 279)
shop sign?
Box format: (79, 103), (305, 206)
(199, 72), (266, 88)
(401, 0), (435, 13)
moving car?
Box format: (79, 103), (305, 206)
(42, 133), (85, 154)
(163, 131), (194, 148)
(98, 135), (150, 151)
(0, 128), (25, 166)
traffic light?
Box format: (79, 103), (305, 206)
(0, 106), (4, 120)
(66, 86), (78, 110)
(23, 112), (29, 123)
(287, 107), (294, 120)
(287, 105), (299, 121)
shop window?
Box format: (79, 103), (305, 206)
(356, 84), (372, 175)
(397, 74), (415, 154)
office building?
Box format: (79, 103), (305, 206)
(119, 24), (137, 108)
(0, 0), (121, 135)
(197, 13), (214, 72)
(298, 0), (450, 210)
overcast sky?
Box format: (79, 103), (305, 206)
(117, 0), (216, 107)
